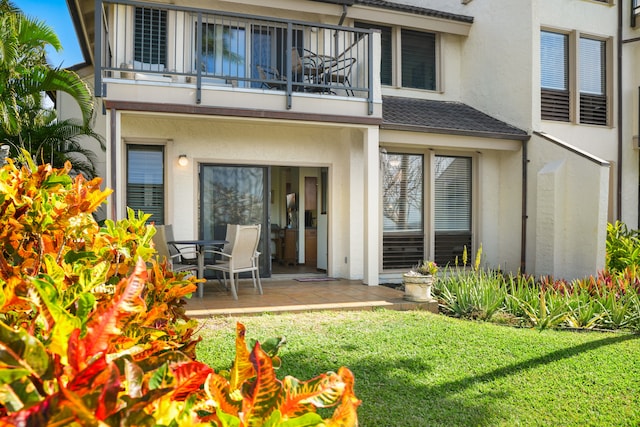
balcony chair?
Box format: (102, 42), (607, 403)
(256, 65), (286, 90)
(204, 224), (262, 300)
(323, 56), (356, 96)
(292, 48), (324, 86)
(151, 225), (199, 274)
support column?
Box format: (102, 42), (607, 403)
(535, 159), (564, 276)
(363, 127), (379, 286)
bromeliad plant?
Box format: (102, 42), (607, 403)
(0, 156), (360, 426)
(409, 260), (438, 276)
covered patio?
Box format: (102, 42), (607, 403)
(184, 277), (438, 318)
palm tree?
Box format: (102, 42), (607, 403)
(0, 0), (101, 177)
(2, 112), (105, 179)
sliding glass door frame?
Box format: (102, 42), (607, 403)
(199, 163), (271, 277)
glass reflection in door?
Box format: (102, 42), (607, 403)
(200, 165), (269, 276)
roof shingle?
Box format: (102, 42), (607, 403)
(382, 96), (528, 140)
(310, 0), (473, 23)
(354, 0), (473, 23)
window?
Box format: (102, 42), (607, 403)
(127, 145), (164, 224)
(579, 37), (606, 125)
(434, 156), (472, 266)
(381, 152), (424, 270)
(199, 22), (246, 78)
(540, 31), (569, 121)
(356, 22), (437, 90)
(401, 29), (436, 90)
(355, 23), (392, 85)
(134, 7), (167, 71)
(540, 29), (609, 126)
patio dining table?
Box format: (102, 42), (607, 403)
(168, 239), (226, 297)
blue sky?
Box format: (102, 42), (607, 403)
(17, 0), (84, 67)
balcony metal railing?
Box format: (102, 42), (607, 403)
(95, 0), (374, 113)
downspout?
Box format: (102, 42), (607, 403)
(338, 4), (348, 25)
(617, 0), (623, 221)
(521, 138), (528, 274)
(334, 5), (348, 55)
(110, 107), (117, 220)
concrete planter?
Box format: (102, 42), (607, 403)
(403, 273), (434, 302)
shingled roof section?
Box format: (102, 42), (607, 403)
(354, 0), (473, 23)
(382, 96), (529, 140)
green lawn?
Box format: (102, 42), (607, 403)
(195, 310), (640, 427)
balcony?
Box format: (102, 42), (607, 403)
(96, 0), (377, 116)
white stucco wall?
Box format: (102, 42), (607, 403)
(457, 0), (534, 131)
(527, 132), (609, 279)
(621, 5), (640, 228)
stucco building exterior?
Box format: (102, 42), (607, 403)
(59, 0), (637, 285)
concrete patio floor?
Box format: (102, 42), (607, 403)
(184, 276), (438, 318)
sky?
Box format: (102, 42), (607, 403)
(16, 0), (84, 67)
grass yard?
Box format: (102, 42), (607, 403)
(195, 309), (640, 427)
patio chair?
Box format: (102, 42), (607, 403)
(204, 224), (262, 300)
(164, 224), (198, 266)
(292, 48), (322, 85)
(323, 56), (356, 96)
(152, 225), (199, 274)
(256, 65), (286, 90)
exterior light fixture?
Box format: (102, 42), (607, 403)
(178, 154), (188, 167)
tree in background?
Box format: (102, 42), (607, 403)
(0, 0), (104, 178)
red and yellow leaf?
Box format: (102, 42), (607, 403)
(242, 342), (283, 426)
(170, 361), (213, 401)
(323, 367), (361, 427)
(204, 372), (242, 415)
(229, 323), (255, 392)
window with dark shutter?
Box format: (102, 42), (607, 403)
(134, 7), (167, 71)
(579, 37), (607, 126)
(401, 29), (436, 90)
(355, 22), (392, 86)
(434, 156), (472, 266)
(541, 31), (570, 122)
(381, 153), (424, 270)
(127, 145), (164, 224)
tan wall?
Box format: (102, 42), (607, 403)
(115, 112), (371, 280)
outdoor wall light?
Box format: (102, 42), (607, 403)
(178, 154), (189, 167)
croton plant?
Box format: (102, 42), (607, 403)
(0, 156), (359, 425)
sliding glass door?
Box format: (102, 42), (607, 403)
(200, 164), (270, 276)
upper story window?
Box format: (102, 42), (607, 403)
(540, 31), (569, 121)
(199, 21), (246, 78)
(540, 29), (609, 126)
(579, 36), (607, 125)
(134, 7), (167, 71)
(633, 0), (640, 27)
(356, 22), (437, 91)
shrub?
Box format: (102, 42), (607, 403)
(435, 239), (640, 332)
(0, 157), (359, 426)
(606, 221), (640, 274)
